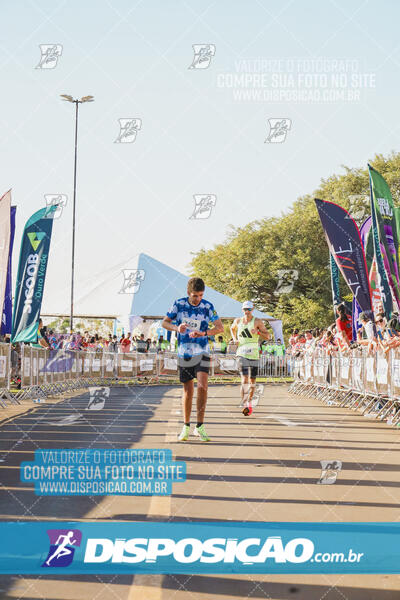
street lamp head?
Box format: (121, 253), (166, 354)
(60, 94), (94, 103)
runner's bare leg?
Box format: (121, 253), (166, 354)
(182, 380), (194, 423)
(248, 377), (257, 403)
(241, 374), (250, 405)
(196, 371), (208, 423)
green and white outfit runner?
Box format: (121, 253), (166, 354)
(237, 316), (259, 376)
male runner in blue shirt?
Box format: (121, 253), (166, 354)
(162, 277), (224, 442)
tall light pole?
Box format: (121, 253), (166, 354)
(60, 94), (94, 332)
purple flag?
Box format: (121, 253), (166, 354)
(352, 216), (372, 339)
(1, 206), (16, 335)
(315, 198), (374, 321)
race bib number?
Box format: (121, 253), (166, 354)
(182, 317), (201, 331)
(241, 347), (255, 355)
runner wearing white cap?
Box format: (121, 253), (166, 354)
(230, 301), (270, 415)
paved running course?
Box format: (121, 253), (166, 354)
(0, 383), (399, 599)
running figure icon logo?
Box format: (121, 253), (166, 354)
(119, 269), (146, 294)
(188, 44), (216, 69)
(42, 529), (82, 567)
(189, 195), (217, 220)
(36, 45), (63, 69)
(44, 194), (67, 219)
(264, 118), (292, 143)
(86, 386), (110, 411)
(114, 118), (142, 143)
(274, 269), (298, 296)
(317, 460), (342, 485)
(346, 194), (369, 225)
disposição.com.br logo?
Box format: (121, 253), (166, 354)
(42, 529), (82, 567)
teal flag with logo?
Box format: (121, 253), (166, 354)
(369, 164), (399, 315)
(329, 253), (341, 317)
(11, 205), (57, 343)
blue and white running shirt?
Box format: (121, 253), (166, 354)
(166, 297), (220, 358)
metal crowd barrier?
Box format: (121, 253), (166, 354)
(290, 347), (400, 426)
(0, 344), (294, 407)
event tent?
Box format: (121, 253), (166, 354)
(49, 252), (283, 339)
(123, 254), (283, 340)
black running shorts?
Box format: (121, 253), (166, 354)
(178, 354), (210, 383)
(238, 356), (259, 378)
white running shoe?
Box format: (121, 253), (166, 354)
(193, 424), (210, 442)
(178, 424), (190, 442)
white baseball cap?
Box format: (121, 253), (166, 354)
(242, 301), (254, 310)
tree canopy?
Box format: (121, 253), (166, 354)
(190, 152), (400, 338)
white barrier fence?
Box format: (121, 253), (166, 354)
(290, 347), (400, 426)
(1, 345), (293, 406)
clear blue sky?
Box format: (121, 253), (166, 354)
(1, 0), (399, 315)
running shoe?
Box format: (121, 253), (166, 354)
(242, 403), (253, 416)
(178, 424), (190, 442)
(193, 424), (210, 442)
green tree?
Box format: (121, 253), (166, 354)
(190, 152), (400, 337)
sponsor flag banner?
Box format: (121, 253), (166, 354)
(1, 205), (16, 334)
(11, 205), (57, 343)
(0, 521), (399, 574)
(394, 206), (400, 275)
(352, 216), (376, 338)
(41, 349), (75, 373)
(329, 253), (341, 315)
(0, 191), (11, 333)
(360, 216), (373, 271)
(359, 215), (383, 314)
(315, 199), (374, 321)
(369, 164), (398, 316)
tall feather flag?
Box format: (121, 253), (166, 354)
(315, 198), (374, 323)
(1, 205), (16, 334)
(329, 253), (341, 316)
(0, 191), (11, 333)
(11, 204), (57, 343)
(368, 164), (399, 317)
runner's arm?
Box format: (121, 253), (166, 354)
(188, 318), (224, 338)
(230, 319), (238, 342)
(255, 319), (270, 341)
(207, 318), (224, 336)
(161, 316), (187, 334)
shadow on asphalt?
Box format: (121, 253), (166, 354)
(0, 386), (172, 598)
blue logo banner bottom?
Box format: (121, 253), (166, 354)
(0, 522), (399, 574)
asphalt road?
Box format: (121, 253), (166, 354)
(0, 383), (399, 599)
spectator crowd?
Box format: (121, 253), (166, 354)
(0, 324), (287, 388)
(287, 302), (400, 358)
